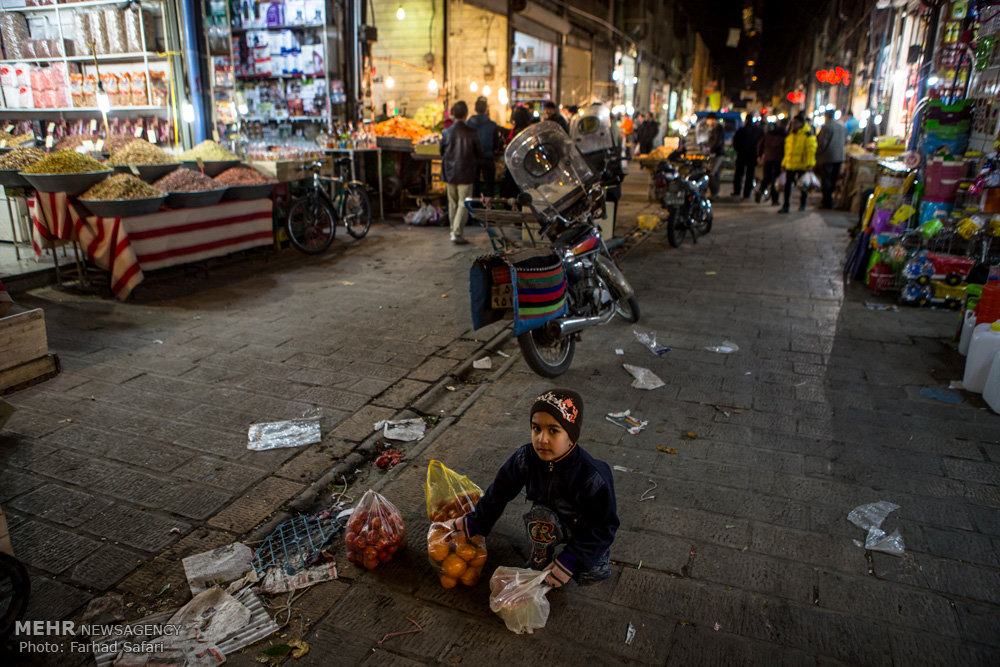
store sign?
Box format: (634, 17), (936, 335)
(786, 91), (806, 104)
(816, 67), (851, 86)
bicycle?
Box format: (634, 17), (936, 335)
(286, 157), (372, 254)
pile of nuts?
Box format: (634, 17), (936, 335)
(20, 150), (110, 174)
(214, 166), (275, 186)
(80, 173), (161, 200)
(153, 168), (222, 192)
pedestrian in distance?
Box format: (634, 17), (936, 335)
(544, 101), (569, 133)
(636, 113), (660, 155)
(844, 111), (860, 139)
(815, 109), (847, 209)
(732, 114), (764, 199)
(500, 105), (536, 197)
(756, 119), (786, 204)
(466, 96), (502, 198)
(704, 112), (726, 198)
(440, 100), (482, 244)
(449, 388), (619, 588)
(778, 112), (817, 213)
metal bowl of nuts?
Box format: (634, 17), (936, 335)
(222, 182), (277, 200)
(77, 195), (167, 218)
(20, 171), (112, 195)
(113, 164), (180, 183)
(165, 188), (228, 209)
(181, 160), (242, 177)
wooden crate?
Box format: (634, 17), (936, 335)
(0, 306), (59, 394)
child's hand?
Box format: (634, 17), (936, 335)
(449, 516), (467, 537)
(542, 560), (572, 589)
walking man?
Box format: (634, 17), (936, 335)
(815, 109), (846, 209)
(704, 113), (726, 198)
(732, 115), (764, 199)
(466, 96), (501, 198)
(440, 100), (482, 244)
(756, 119), (786, 204)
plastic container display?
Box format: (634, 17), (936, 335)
(959, 310), (977, 356)
(983, 350), (1000, 414)
(974, 281), (1000, 325)
(962, 321), (1000, 393)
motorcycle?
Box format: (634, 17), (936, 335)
(467, 121), (640, 378)
(653, 150), (714, 247)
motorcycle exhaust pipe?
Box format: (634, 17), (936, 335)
(557, 315), (606, 337)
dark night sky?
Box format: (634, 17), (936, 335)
(680, 1), (827, 100)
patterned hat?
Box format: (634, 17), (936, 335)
(530, 388), (584, 443)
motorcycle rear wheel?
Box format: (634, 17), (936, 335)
(517, 327), (576, 378)
(693, 200), (713, 235)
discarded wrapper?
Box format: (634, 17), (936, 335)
(847, 501), (906, 556)
(473, 356), (492, 370)
(705, 340), (739, 354)
(182, 542), (254, 595)
(375, 418), (426, 441)
(623, 364), (665, 390)
(615, 349), (624, 356)
(248, 419), (321, 451)
(605, 410), (648, 434)
(625, 622), (636, 645)
(168, 586), (252, 645)
(920, 387), (963, 404)
(633, 329), (670, 355)
(865, 301), (899, 311)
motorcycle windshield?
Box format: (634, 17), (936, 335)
(569, 104), (614, 155)
(505, 121), (596, 219)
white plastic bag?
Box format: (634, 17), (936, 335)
(775, 171), (787, 188)
(489, 567), (551, 634)
(797, 171), (821, 191)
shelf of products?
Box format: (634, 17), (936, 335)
(510, 32), (556, 112)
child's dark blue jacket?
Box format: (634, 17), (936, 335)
(462, 442), (619, 574)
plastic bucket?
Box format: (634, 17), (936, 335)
(975, 282), (1000, 325)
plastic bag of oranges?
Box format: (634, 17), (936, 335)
(427, 521), (488, 588)
(425, 460), (482, 522)
(344, 489), (407, 570)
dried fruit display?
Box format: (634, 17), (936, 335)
(214, 167), (275, 186)
(0, 147), (45, 170)
(21, 150), (110, 174)
(180, 140), (238, 162)
(344, 490), (406, 570)
(81, 173), (161, 200)
(109, 139), (178, 166)
(373, 117), (432, 141)
(153, 169), (220, 192)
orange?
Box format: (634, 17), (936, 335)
(469, 549), (487, 568)
(455, 543), (476, 562)
(440, 554), (467, 578)
(459, 568), (479, 586)
(439, 574), (458, 589)
(427, 540), (449, 562)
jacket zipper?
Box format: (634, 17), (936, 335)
(547, 461), (554, 505)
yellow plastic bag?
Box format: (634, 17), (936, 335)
(424, 460), (482, 522)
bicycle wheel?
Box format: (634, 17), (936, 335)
(343, 183), (372, 239)
(287, 193), (336, 254)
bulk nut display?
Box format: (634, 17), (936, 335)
(109, 140), (178, 166)
(153, 169), (221, 192)
(214, 167), (276, 186)
(81, 173), (161, 201)
(180, 140), (239, 162)
(0, 147), (46, 171)
(21, 150), (110, 175)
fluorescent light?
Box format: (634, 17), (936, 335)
(874, 114), (883, 124)
(834, 110), (842, 120)
(237, 103), (248, 115)
(498, 87), (508, 104)
(632, 76), (638, 84)
(859, 118), (868, 128)
(777, 113), (786, 119)
(766, 114), (777, 122)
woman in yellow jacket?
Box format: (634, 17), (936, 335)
(779, 113), (817, 213)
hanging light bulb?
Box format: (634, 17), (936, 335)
(470, 81), (478, 92)
(498, 87), (508, 104)
(482, 84), (491, 96)
(181, 101), (195, 123)
(386, 75), (395, 89)
(428, 78), (439, 93)
(396, 5), (405, 20)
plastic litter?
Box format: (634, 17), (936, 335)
(949, 380), (965, 390)
(378, 616), (423, 645)
(375, 418), (426, 441)
(847, 501), (906, 556)
(625, 622), (636, 645)
(247, 419), (321, 451)
(489, 567), (552, 634)
(919, 387), (964, 404)
(182, 542), (254, 595)
(258, 562), (337, 594)
(612, 465), (636, 473)
(615, 348), (625, 355)
(705, 340), (740, 354)
(633, 329), (671, 355)
(497, 350), (511, 358)
(473, 356), (492, 370)
(605, 410), (648, 434)
(289, 639), (309, 659)
(639, 480), (657, 502)
(864, 302), (899, 311)
(251, 511), (344, 575)
(623, 364), (665, 390)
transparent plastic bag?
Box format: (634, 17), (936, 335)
(633, 329), (670, 355)
(87, 11), (108, 55)
(424, 460), (482, 522)
(797, 171), (821, 191)
(622, 363), (665, 390)
(489, 567), (551, 634)
(847, 500), (905, 556)
(72, 11), (93, 56)
(426, 521), (487, 588)
(0, 13), (29, 59)
(105, 9), (127, 54)
(775, 171), (787, 188)
(344, 489), (407, 570)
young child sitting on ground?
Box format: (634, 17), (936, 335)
(450, 388), (619, 588)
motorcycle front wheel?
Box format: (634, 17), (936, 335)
(517, 326), (576, 378)
(666, 211), (689, 248)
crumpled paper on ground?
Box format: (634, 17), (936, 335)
(182, 542), (254, 595)
(374, 418), (426, 441)
(623, 364), (665, 390)
(847, 500), (906, 555)
(258, 563), (338, 594)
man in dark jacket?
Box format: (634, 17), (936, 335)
(815, 109), (847, 209)
(756, 120), (787, 204)
(466, 96), (501, 198)
(704, 113), (726, 197)
(732, 116), (764, 199)
(636, 114), (660, 155)
(440, 100), (482, 244)
(544, 101), (569, 133)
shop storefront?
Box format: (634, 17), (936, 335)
(510, 31), (557, 115)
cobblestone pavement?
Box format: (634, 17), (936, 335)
(3, 170), (1000, 665)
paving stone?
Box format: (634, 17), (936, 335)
(172, 456), (266, 491)
(206, 477), (304, 533)
(8, 484), (109, 528)
(103, 436), (197, 472)
(275, 442), (354, 482)
(22, 449), (114, 487)
(295, 385), (370, 412)
(158, 484), (232, 520)
(692, 543), (817, 603)
(330, 404), (398, 442)
(407, 356), (459, 382)
(69, 544), (142, 590)
(666, 624), (816, 667)
(84, 505), (189, 552)
(610, 568), (746, 630)
(921, 525), (1000, 567)
(888, 628), (994, 666)
(0, 469), (43, 503)
(22, 576), (92, 623)
(338, 359), (411, 383)
(9, 520), (100, 574)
